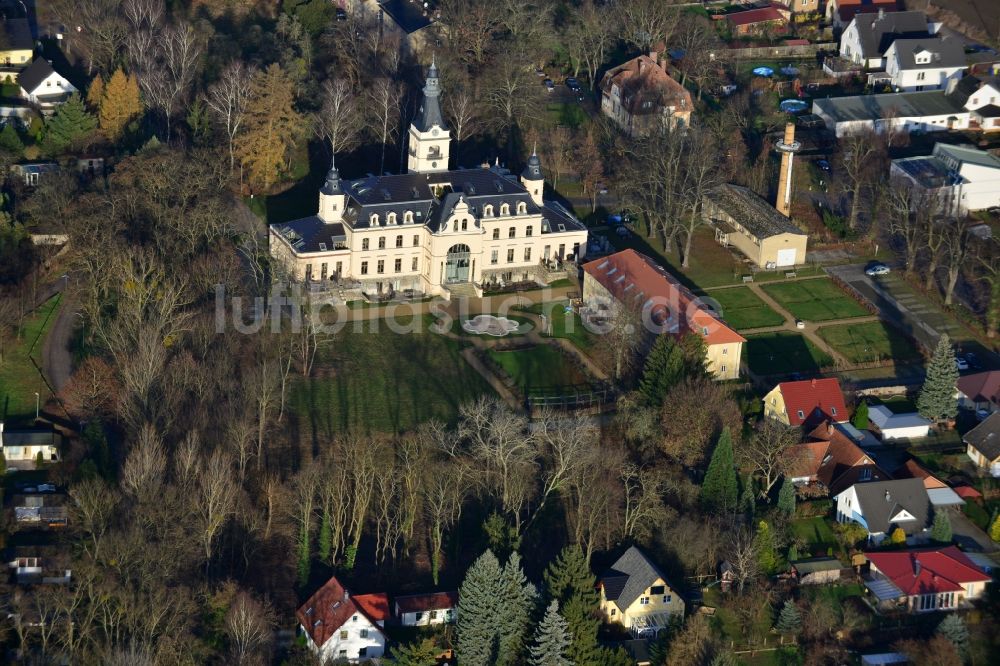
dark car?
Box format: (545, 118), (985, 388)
(335, 8), (347, 20)
(565, 77), (582, 92)
(543, 78), (554, 92)
(816, 159), (831, 172)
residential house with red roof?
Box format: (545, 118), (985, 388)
(786, 421), (890, 496)
(296, 576), (389, 663)
(394, 591), (459, 627)
(599, 49), (693, 136)
(957, 370), (1000, 418)
(763, 378), (849, 427)
(582, 250), (745, 380)
(863, 546), (991, 613)
(726, 4), (791, 37)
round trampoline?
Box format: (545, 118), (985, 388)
(780, 65), (800, 76)
(779, 99), (809, 113)
(752, 66), (774, 77)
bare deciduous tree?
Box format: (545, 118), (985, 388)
(192, 450), (238, 570)
(225, 592), (276, 665)
(315, 78), (363, 158)
(738, 419), (801, 497)
(205, 61), (255, 172)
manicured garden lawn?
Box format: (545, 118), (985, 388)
(745, 331), (833, 376)
(789, 517), (837, 549)
(707, 286), (785, 330)
(290, 319), (493, 435)
(0, 294), (61, 424)
(486, 344), (589, 392)
(817, 321), (922, 364)
(523, 303), (598, 352)
(761, 278), (869, 322)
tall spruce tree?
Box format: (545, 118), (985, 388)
(497, 552), (538, 666)
(741, 476), (756, 519)
(42, 94), (96, 154)
(700, 428), (738, 513)
(918, 334), (959, 422)
(457, 550), (504, 666)
(529, 600), (572, 666)
(543, 545), (602, 664)
(777, 477), (795, 515)
(930, 511), (953, 544)
(639, 334), (686, 405)
(774, 600), (802, 635)
(851, 400), (869, 429)
(936, 614), (969, 661)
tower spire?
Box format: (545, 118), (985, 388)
(413, 60), (446, 133)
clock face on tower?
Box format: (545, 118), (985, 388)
(432, 128), (439, 136)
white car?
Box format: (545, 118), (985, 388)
(956, 357), (969, 371)
(865, 264), (890, 277)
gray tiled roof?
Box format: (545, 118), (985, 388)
(706, 184), (806, 239)
(888, 37), (966, 71)
(852, 10), (930, 58)
(0, 17), (33, 51)
(18, 58), (55, 94)
(412, 61), (446, 133)
(272, 216), (347, 254)
(813, 90), (965, 123)
(964, 412), (1000, 462)
(847, 478), (931, 535)
(600, 546), (676, 612)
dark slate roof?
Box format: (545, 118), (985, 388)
(847, 478), (931, 535)
(852, 10), (930, 58)
(0, 17), (32, 51)
(706, 184), (806, 238)
(412, 61), (446, 132)
(974, 104), (1000, 118)
(947, 73), (985, 106)
(600, 546), (675, 613)
(1, 427), (58, 447)
(792, 557), (841, 575)
(814, 90), (965, 123)
(378, 0), (433, 34)
(889, 37), (966, 71)
(521, 152), (543, 181)
(272, 216), (347, 254)
(18, 58), (56, 94)
(964, 412), (1000, 462)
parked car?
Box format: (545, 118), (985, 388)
(865, 263), (890, 277)
(535, 68), (546, 77)
(956, 357), (969, 371)
(816, 159), (831, 173)
(977, 408), (992, 421)
(336, 8), (347, 20)
(543, 78), (554, 92)
(565, 77), (582, 92)
(597, 183), (609, 195)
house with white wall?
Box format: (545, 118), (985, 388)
(834, 478), (931, 544)
(18, 58), (77, 110)
(296, 576), (388, 663)
(890, 143), (1000, 213)
(394, 591), (458, 627)
(883, 37), (966, 92)
(813, 90), (969, 137)
(949, 74), (1000, 132)
(839, 10), (935, 69)
(0, 422), (61, 470)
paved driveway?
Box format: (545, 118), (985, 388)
(947, 507), (998, 553)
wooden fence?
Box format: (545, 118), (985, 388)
(726, 42), (836, 59)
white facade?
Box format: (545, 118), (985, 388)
(890, 143), (1000, 213)
(20, 69), (77, 105)
(303, 612), (385, 663)
(839, 20), (884, 68)
(883, 42), (965, 92)
(398, 606), (454, 627)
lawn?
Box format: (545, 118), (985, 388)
(290, 319), (493, 436)
(0, 294), (61, 424)
(522, 303), (599, 352)
(789, 517), (838, 550)
(817, 321), (922, 365)
(745, 331), (833, 376)
(486, 344), (589, 392)
(761, 278), (869, 322)
(706, 287), (785, 330)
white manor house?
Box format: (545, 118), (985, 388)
(269, 62), (589, 298)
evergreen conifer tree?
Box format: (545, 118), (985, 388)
(86, 74), (104, 110)
(497, 552), (538, 666)
(741, 476), (756, 519)
(930, 511), (953, 544)
(990, 514), (1000, 542)
(936, 614), (969, 660)
(543, 545), (602, 664)
(755, 520), (779, 574)
(774, 600), (802, 635)
(701, 428), (738, 513)
(529, 600), (572, 666)
(788, 544), (799, 563)
(386, 638), (439, 666)
(852, 400), (869, 429)
(777, 477), (795, 515)
(639, 334), (685, 405)
(889, 527), (907, 545)
(457, 550), (504, 666)
(0, 123), (23, 154)
(43, 94), (96, 154)
(99, 69), (143, 141)
(918, 334), (960, 422)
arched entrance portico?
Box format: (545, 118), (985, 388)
(445, 244), (471, 283)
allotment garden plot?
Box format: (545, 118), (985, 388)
(762, 278), (869, 322)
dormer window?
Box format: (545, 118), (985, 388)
(500, 203), (510, 216)
(484, 204), (494, 217)
(370, 213), (379, 226)
(404, 211), (414, 224)
(387, 212), (397, 225)
(516, 202), (527, 215)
